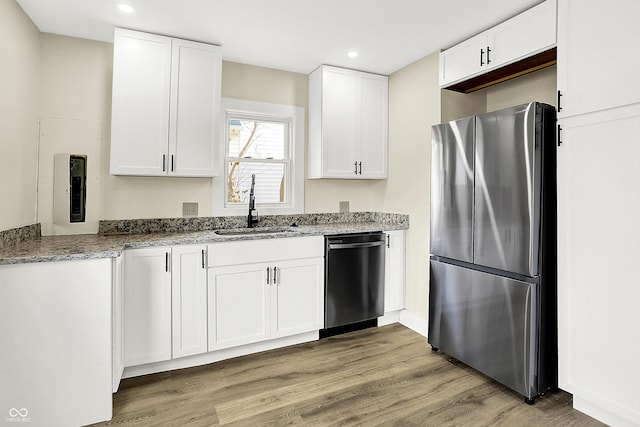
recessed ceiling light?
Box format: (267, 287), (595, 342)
(118, 4), (134, 13)
(348, 51), (359, 59)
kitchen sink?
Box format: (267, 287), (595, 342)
(214, 226), (300, 236)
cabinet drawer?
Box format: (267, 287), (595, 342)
(208, 236), (324, 267)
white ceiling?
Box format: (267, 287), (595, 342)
(16, 0), (543, 75)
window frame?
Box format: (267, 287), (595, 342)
(213, 98), (305, 217)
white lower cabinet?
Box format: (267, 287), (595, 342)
(272, 258), (324, 338)
(0, 259), (113, 426)
(207, 236), (324, 351)
(123, 244), (207, 367)
(208, 262), (271, 350)
(171, 245), (208, 358)
(123, 247), (172, 366)
(112, 254), (124, 392)
(384, 230), (406, 313)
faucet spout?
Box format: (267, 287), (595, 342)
(248, 174), (258, 228)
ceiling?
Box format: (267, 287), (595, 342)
(16, 0), (543, 75)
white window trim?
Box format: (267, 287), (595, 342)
(213, 98), (305, 216)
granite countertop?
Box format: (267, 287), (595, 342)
(0, 213), (408, 265)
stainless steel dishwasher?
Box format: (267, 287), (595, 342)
(324, 232), (386, 331)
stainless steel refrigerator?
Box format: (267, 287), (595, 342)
(428, 102), (557, 403)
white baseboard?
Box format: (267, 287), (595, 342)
(399, 309), (428, 338)
(378, 310), (401, 326)
(573, 394), (640, 427)
(122, 331), (318, 379)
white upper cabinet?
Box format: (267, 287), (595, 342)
(111, 30), (171, 176)
(439, 32), (489, 87)
(440, 0), (557, 89)
(557, 0), (640, 117)
(308, 65), (388, 179)
(110, 28), (221, 177)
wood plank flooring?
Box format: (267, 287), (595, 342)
(91, 324), (604, 426)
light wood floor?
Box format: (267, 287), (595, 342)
(92, 324), (603, 426)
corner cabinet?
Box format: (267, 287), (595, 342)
(207, 237), (324, 351)
(123, 245), (208, 367)
(440, 0), (557, 90)
(110, 28), (222, 177)
(308, 65), (388, 179)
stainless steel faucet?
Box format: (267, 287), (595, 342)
(247, 174), (258, 228)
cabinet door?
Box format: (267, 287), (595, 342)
(123, 247), (172, 366)
(169, 39), (222, 177)
(271, 257), (324, 338)
(110, 29), (171, 176)
(208, 263), (270, 351)
(359, 74), (388, 178)
(321, 67), (358, 177)
(384, 230), (405, 313)
(489, 0), (556, 69)
(171, 245), (208, 358)
(112, 255), (124, 392)
(557, 109), (640, 421)
(439, 32), (488, 87)
(557, 0), (640, 117)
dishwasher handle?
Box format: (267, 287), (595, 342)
(328, 241), (385, 250)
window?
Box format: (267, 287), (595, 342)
(213, 98), (304, 216)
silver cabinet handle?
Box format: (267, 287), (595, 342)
(354, 161), (358, 175)
(358, 162), (362, 175)
(273, 266), (277, 285)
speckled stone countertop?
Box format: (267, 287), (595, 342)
(0, 212), (408, 265)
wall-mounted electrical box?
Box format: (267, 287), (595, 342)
(53, 154), (87, 224)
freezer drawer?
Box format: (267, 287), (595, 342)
(428, 259), (539, 399)
(430, 116), (475, 263)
